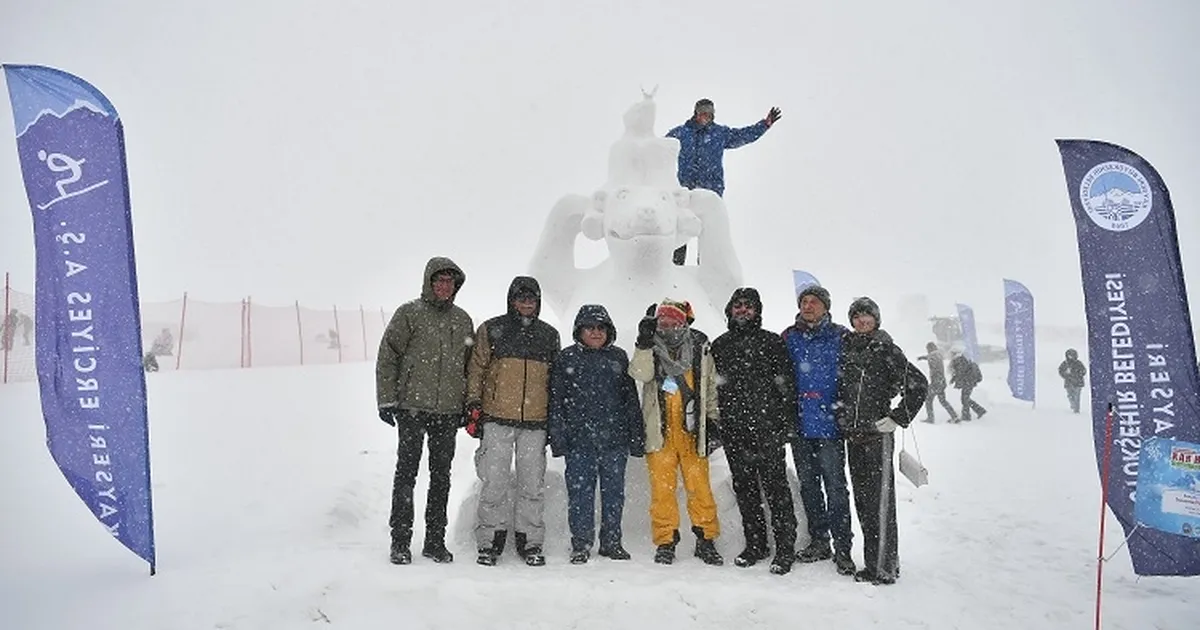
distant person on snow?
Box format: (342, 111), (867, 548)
(1057, 348), (1087, 414)
(666, 98), (781, 265)
(917, 342), (959, 424)
(949, 350), (987, 421)
(376, 257), (475, 566)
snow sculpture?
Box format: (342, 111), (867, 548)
(529, 89), (744, 344)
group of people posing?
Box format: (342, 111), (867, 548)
(375, 257), (929, 586)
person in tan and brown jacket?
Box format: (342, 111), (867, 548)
(467, 276), (561, 567)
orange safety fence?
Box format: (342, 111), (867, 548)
(1, 273), (391, 384)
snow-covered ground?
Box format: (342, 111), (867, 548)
(1, 353), (1197, 630)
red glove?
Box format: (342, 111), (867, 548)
(465, 402), (483, 438)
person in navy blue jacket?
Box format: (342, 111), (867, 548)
(781, 284), (856, 577)
(666, 98), (781, 265)
(548, 304), (644, 564)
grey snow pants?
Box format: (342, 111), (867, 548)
(474, 423), (548, 546)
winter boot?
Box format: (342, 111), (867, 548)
(598, 544), (631, 560)
(389, 542), (412, 565)
(854, 568), (877, 583)
(734, 546), (769, 568)
(692, 526), (724, 566)
(796, 539), (833, 563)
(514, 532), (546, 567)
(421, 537), (453, 564)
(654, 530), (680, 565)
(476, 530), (507, 567)
(769, 550), (795, 575)
(570, 547), (591, 565)
(834, 550), (856, 576)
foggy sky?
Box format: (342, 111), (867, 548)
(2, 0), (1198, 338)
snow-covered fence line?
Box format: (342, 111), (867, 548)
(1, 273), (391, 384)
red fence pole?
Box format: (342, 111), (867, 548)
(240, 298), (247, 368)
(295, 300), (304, 366)
(175, 291), (189, 371)
(246, 296), (253, 368)
(332, 305), (343, 364)
(360, 305), (368, 362)
(3, 272), (10, 384)
(1095, 403), (1116, 630)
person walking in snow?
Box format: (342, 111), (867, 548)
(467, 276), (561, 567)
(949, 350), (987, 421)
(547, 304), (644, 564)
(780, 285), (857, 576)
(666, 98), (781, 265)
(711, 287), (799, 575)
(836, 297), (927, 585)
(917, 342), (958, 423)
(376, 257), (475, 565)
(630, 299), (724, 565)
(1058, 348), (1087, 414)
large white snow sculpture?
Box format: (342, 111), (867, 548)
(529, 90), (744, 344)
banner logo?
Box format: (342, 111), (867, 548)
(1079, 161), (1152, 232)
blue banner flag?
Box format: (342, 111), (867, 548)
(1057, 138), (1200, 576)
(3, 65), (156, 572)
(1003, 279), (1036, 402)
(955, 303), (979, 362)
(792, 270), (820, 296)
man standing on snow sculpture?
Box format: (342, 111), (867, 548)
(467, 276), (561, 567)
(666, 98), (781, 265)
(376, 257), (475, 566)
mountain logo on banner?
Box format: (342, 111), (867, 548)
(1078, 161), (1153, 232)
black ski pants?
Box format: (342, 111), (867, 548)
(389, 410), (459, 548)
(725, 441), (797, 555)
(847, 432), (899, 581)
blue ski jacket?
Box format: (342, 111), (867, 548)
(666, 118), (769, 196)
(781, 315), (847, 439)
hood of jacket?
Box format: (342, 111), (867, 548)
(724, 287), (764, 331)
(420, 257), (466, 306)
(572, 304), (616, 347)
(505, 276), (542, 319)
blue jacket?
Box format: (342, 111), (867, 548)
(781, 315), (847, 439)
(547, 305), (644, 457)
(666, 118), (769, 196)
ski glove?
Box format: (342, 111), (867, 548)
(379, 404), (399, 427)
(766, 107), (782, 126)
(464, 402), (484, 438)
(636, 316), (658, 350)
(875, 417), (900, 433)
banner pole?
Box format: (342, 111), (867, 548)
(1095, 401), (1115, 630)
(247, 296), (253, 368)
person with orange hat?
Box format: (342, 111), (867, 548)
(628, 299), (724, 565)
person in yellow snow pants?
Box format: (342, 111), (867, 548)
(629, 299), (724, 566)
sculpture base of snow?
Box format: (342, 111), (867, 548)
(530, 91), (744, 344)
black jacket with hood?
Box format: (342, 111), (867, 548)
(710, 288), (798, 451)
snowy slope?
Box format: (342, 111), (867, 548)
(0, 354), (1197, 630)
